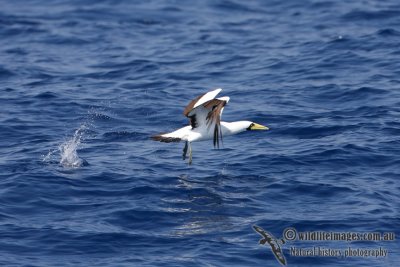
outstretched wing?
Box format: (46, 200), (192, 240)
(183, 88), (222, 117)
(252, 225), (287, 266)
(267, 236), (286, 266)
(183, 89), (229, 148)
(253, 225), (271, 240)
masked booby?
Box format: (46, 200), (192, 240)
(151, 88), (269, 164)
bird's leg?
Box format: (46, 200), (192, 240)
(182, 141), (188, 160)
(188, 142), (193, 165)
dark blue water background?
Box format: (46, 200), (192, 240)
(0, 0), (399, 266)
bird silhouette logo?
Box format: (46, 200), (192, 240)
(253, 225), (287, 266)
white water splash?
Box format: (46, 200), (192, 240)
(42, 148), (57, 163)
(59, 124), (86, 167)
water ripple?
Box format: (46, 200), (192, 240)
(1, 0), (399, 266)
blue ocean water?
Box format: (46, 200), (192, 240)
(0, 0), (399, 266)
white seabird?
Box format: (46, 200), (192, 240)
(151, 88), (269, 164)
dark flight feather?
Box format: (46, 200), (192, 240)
(151, 134), (181, 143)
(183, 93), (205, 117)
(182, 91), (227, 148)
(253, 225), (287, 266)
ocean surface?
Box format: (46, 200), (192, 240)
(0, 0), (399, 266)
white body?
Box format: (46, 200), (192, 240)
(161, 121), (252, 142)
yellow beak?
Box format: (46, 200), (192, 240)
(250, 123), (269, 130)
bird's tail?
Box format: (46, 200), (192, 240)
(151, 134), (181, 143)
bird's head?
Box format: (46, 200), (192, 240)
(228, 121), (269, 134)
(246, 121), (269, 131)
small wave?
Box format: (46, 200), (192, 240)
(34, 91), (58, 99)
(376, 28), (400, 37)
(5, 48), (28, 55)
(0, 66), (15, 78)
(342, 9), (400, 21)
